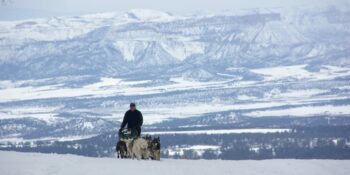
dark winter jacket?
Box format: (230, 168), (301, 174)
(120, 109), (143, 129)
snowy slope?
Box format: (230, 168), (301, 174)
(0, 151), (349, 175)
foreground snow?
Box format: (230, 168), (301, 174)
(0, 151), (349, 175)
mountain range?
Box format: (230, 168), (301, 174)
(1, 8), (349, 80)
(0, 7), (349, 154)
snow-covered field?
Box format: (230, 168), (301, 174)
(0, 134), (98, 143)
(250, 65), (350, 81)
(1, 64), (349, 124)
(1, 65), (349, 103)
(0, 151), (349, 175)
(246, 105), (350, 117)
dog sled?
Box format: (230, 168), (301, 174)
(118, 128), (139, 140)
(116, 128), (160, 160)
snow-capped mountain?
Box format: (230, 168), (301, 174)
(0, 7), (350, 148)
(0, 8), (349, 79)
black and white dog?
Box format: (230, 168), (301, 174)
(116, 140), (128, 159)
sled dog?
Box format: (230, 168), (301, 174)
(124, 138), (150, 160)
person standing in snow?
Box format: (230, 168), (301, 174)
(119, 103), (143, 137)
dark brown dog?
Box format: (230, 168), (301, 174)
(151, 137), (161, 160)
(116, 140), (128, 159)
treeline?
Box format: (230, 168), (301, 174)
(161, 126), (350, 159)
(1, 125), (350, 159)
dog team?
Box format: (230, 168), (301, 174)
(116, 135), (160, 160)
(116, 103), (160, 160)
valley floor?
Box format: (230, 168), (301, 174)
(0, 151), (349, 175)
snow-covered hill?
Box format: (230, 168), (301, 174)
(0, 151), (349, 175)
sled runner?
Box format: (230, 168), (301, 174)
(118, 128), (139, 140)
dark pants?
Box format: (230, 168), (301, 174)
(135, 126), (141, 137)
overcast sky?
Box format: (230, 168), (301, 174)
(1, 0), (349, 19)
